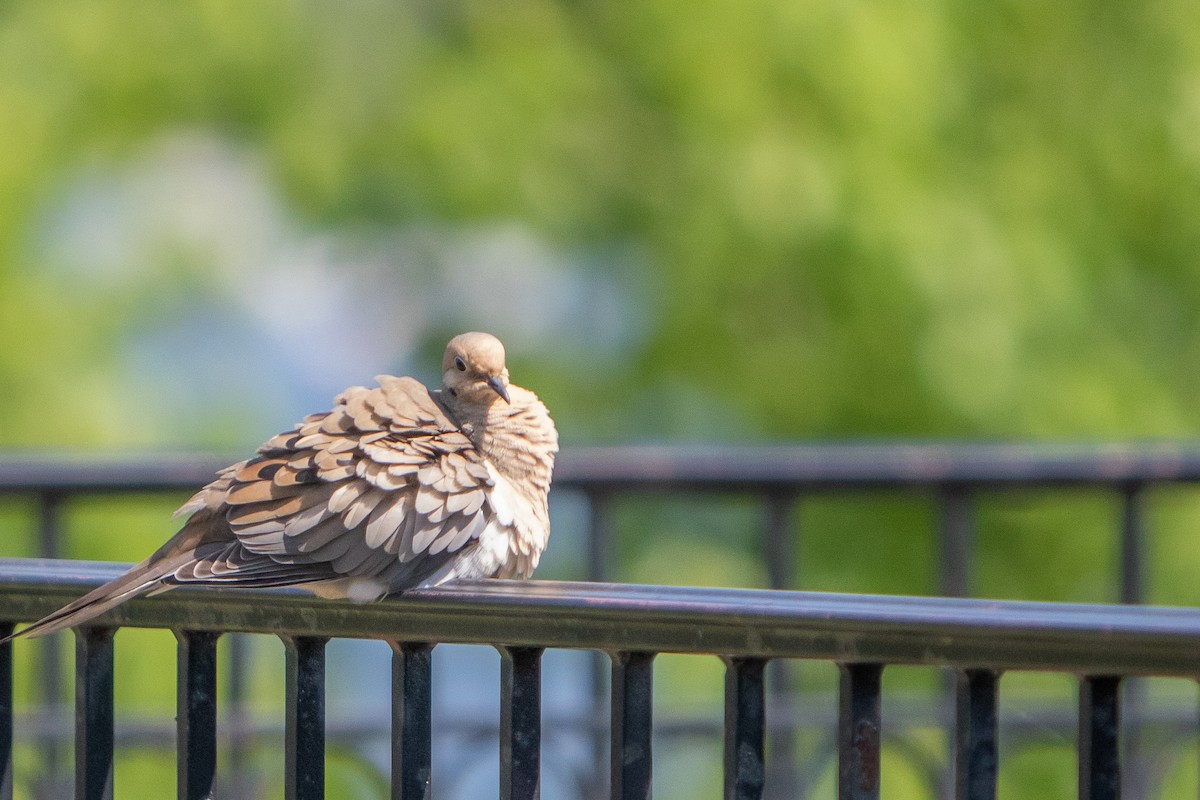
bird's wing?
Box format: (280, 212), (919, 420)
(165, 376), (503, 594)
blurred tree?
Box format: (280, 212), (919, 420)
(2, 0), (1200, 445)
(2, 1), (1200, 797)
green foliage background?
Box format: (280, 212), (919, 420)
(2, 0), (1200, 797)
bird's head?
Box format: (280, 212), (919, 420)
(442, 332), (511, 404)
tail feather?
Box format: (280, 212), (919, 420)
(1, 555), (189, 643)
(1, 506), (229, 644)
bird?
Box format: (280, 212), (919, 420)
(5, 331), (558, 641)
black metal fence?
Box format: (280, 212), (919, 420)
(3, 561), (1200, 799)
(2, 443), (1200, 799)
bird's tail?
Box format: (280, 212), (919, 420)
(0, 553), (192, 644)
(0, 505), (230, 645)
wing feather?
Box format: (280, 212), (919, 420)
(365, 493), (413, 550)
(205, 374), (500, 595)
(328, 481), (367, 514)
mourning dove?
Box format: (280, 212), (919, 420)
(6, 332), (558, 640)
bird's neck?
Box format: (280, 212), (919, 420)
(436, 387), (558, 495)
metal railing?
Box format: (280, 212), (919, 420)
(3, 561), (1200, 799)
(2, 443), (1200, 799)
(6, 442), (1200, 596)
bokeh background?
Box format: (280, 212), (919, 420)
(3, 1), (1200, 798)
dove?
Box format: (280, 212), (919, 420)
(5, 332), (558, 641)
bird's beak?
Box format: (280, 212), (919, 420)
(487, 375), (511, 403)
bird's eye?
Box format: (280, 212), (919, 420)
(454, 356), (467, 372)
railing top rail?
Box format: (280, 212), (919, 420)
(3, 442), (1200, 495)
(556, 442), (1200, 490)
(2, 558), (1198, 677)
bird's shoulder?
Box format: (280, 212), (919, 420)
(175, 376), (490, 517)
(167, 374), (510, 592)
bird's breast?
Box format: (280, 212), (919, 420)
(480, 462), (550, 577)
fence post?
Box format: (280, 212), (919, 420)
(283, 636), (328, 800)
(75, 626), (116, 800)
(586, 491), (615, 800)
(36, 492), (66, 799)
(725, 657), (767, 800)
(1078, 675), (1121, 800)
(954, 669), (998, 800)
(762, 494), (799, 800)
(611, 651), (655, 800)
(176, 630), (219, 800)
(500, 646), (543, 800)
(391, 642), (433, 800)
(838, 663), (882, 800)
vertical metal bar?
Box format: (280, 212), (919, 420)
(75, 626), (115, 800)
(954, 669), (997, 800)
(1, 622), (12, 800)
(725, 657), (767, 800)
(391, 642), (433, 800)
(586, 490), (615, 584)
(938, 486), (974, 599)
(37, 492), (63, 560)
(763, 492), (797, 592)
(1117, 486), (1144, 800)
(762, 494), (798, 800)
(500, 646), (543, 800)
(1118, 484), (1145, 605)
(587, 491), (615, 800)
(1079, 675), (1121, 800)
(37, 492), (65, 800)
(838, 663), (882, 800)
(176, 631), (219, 800)
(283, 636), (328, 800)
(611, 651), (654, 800)
(938, 487), (975, 800)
